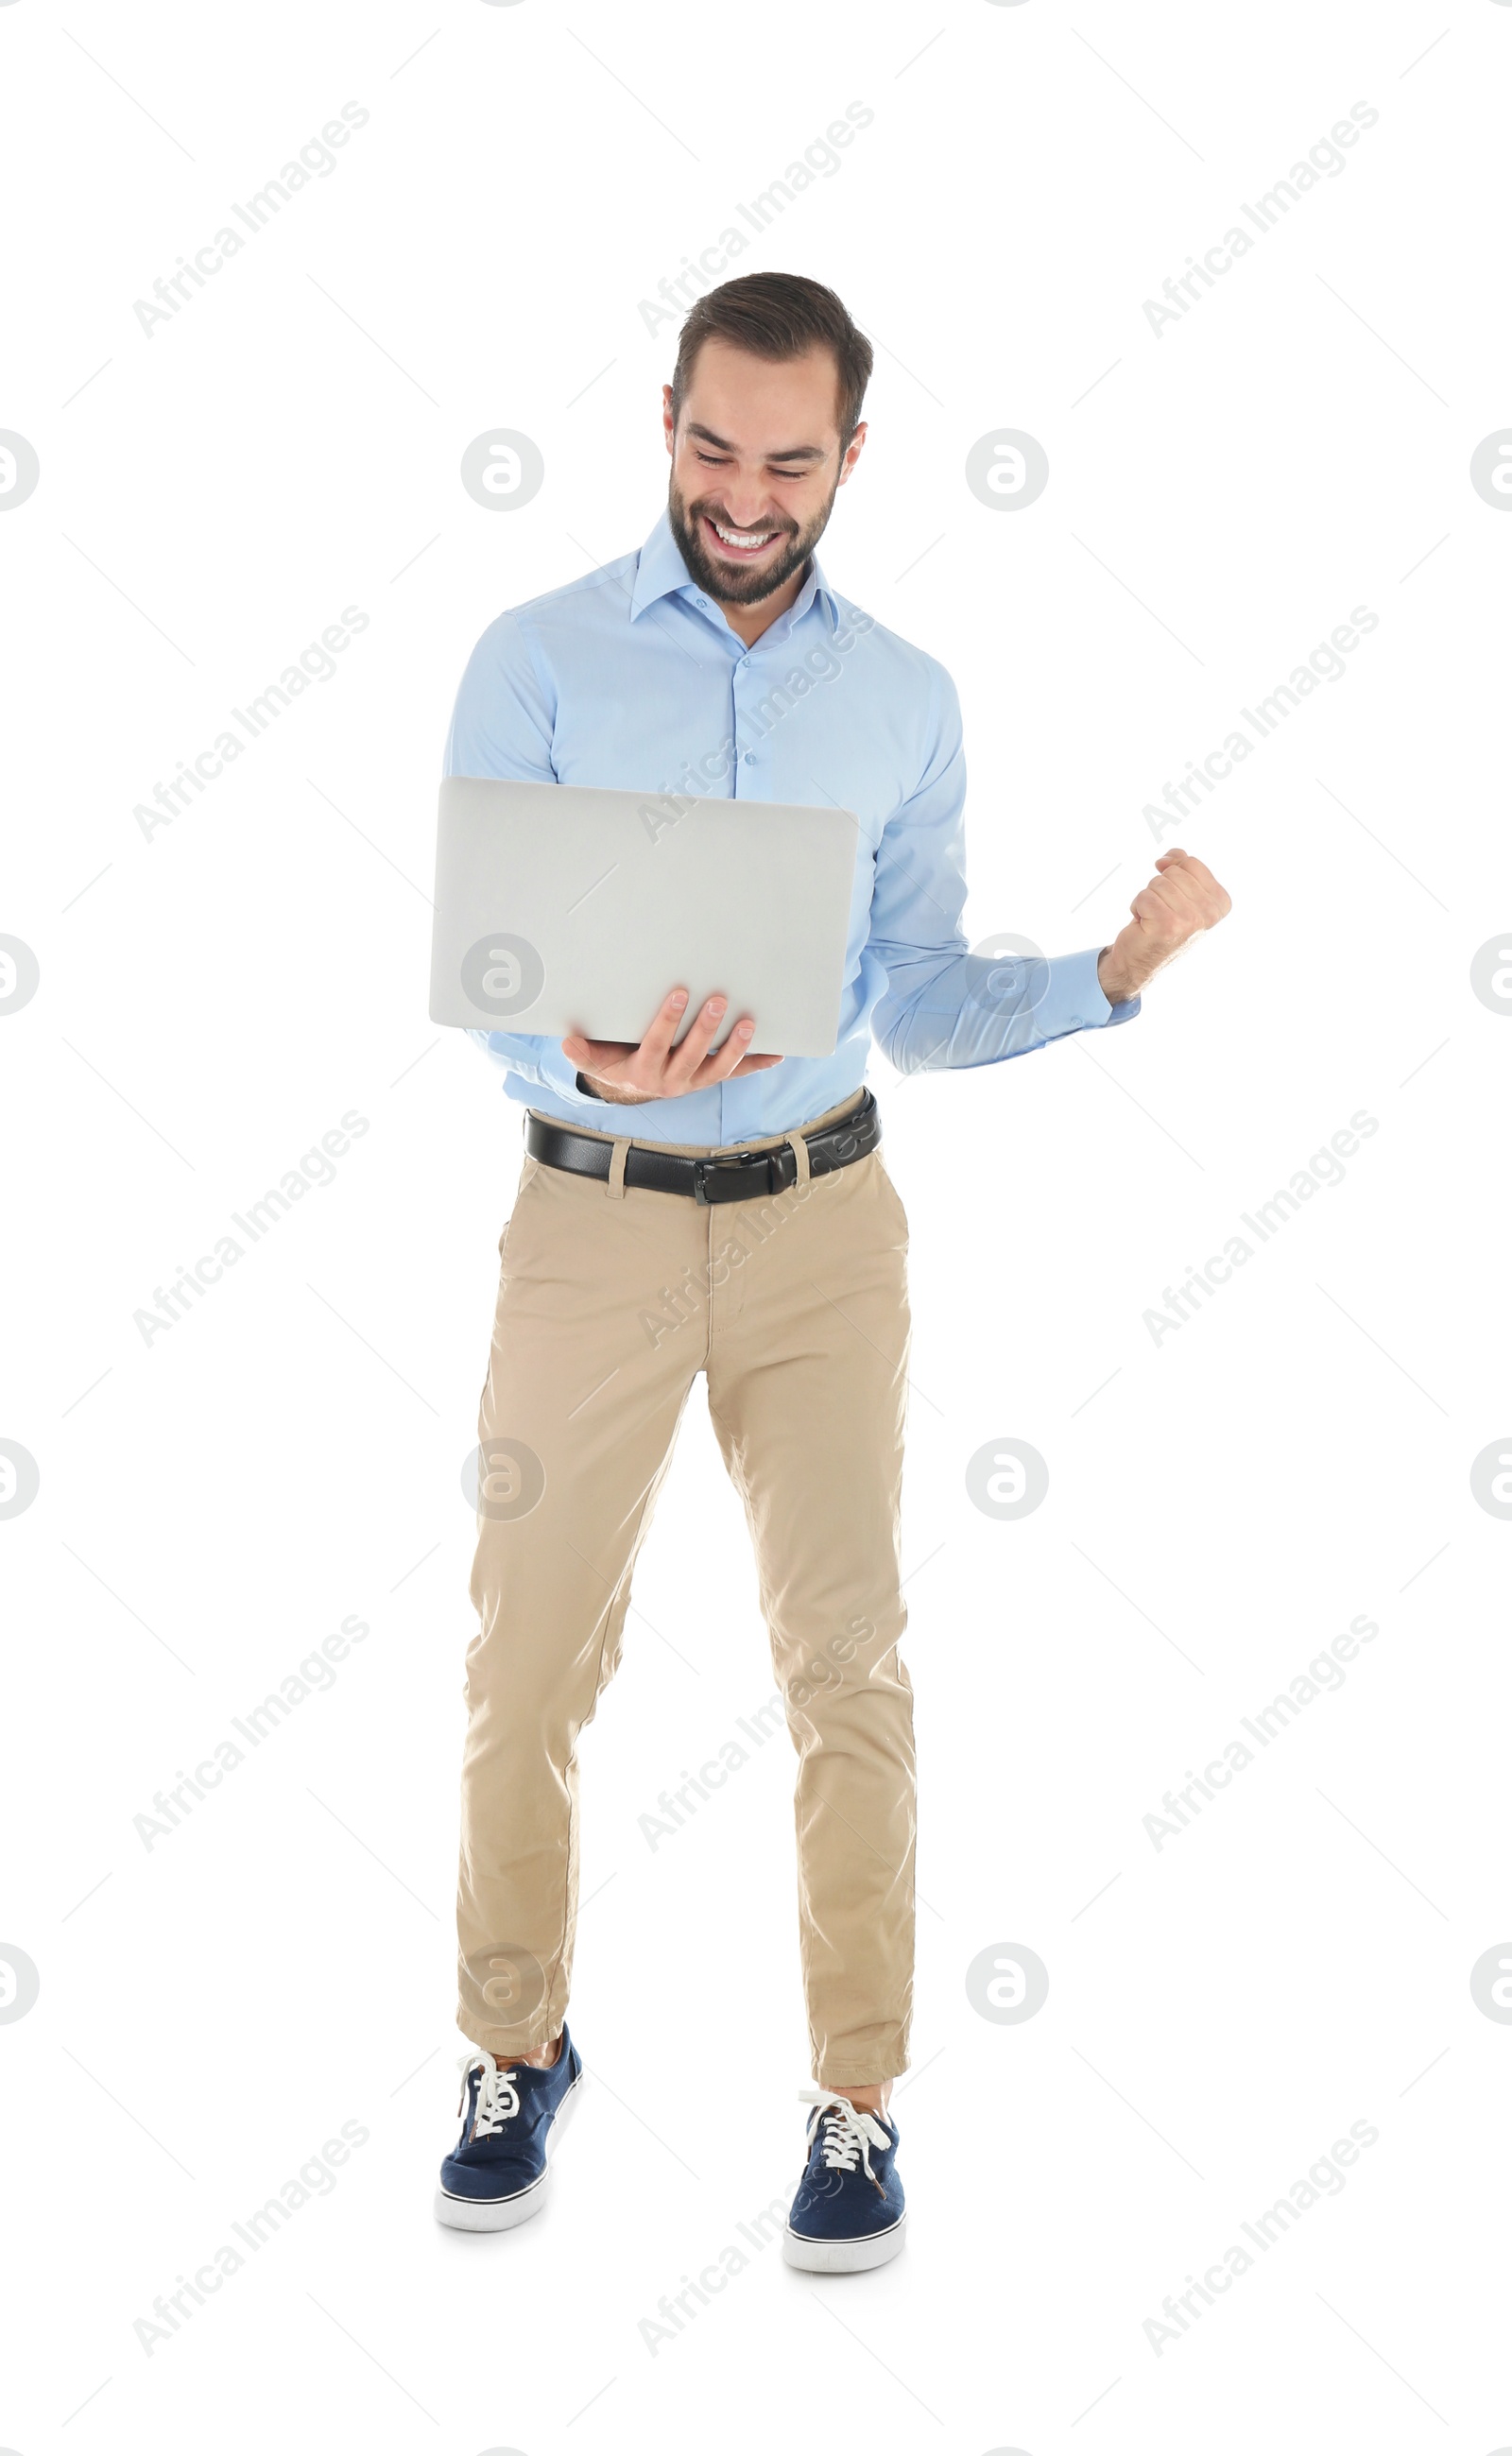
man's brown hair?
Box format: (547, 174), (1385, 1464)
(670, 273), (874, 448)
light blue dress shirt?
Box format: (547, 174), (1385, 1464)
(443, 510), (1139, 1146)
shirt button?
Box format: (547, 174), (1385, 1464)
(743, 751), (755, 764)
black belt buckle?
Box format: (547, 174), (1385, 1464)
(691, 1149), (780, 1206)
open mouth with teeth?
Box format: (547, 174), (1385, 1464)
(702, 513), (788, 558)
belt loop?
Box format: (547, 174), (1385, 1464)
(607, 1136), (630, 1199)
(785, 1125), (811, 1190)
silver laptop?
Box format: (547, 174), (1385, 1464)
(429, 776), (859, 1057)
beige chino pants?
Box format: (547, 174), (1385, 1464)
(455, 1091), (917, 2090)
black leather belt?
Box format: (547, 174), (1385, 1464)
(525, 1090), (880, 1205)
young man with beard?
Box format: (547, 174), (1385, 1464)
(435, 271), (1228, 2266)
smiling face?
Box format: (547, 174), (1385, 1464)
(663, 336), (867, 609)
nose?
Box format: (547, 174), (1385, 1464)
(716, 485), (778, 529)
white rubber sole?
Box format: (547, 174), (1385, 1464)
(782, 2212), (907, 2273)
(434, 2070), (584, 2233)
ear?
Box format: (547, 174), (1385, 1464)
(662, 385), (676, 457)
(837, 421), (868, 487)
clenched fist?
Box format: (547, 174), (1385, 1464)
(1096, 849), (1230, 1005)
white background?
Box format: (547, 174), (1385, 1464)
(3, 0), (1510, 2448)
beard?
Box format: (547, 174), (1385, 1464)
(667, 472), (839, 607)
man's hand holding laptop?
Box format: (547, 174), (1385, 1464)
(563, 988), (781, 1105)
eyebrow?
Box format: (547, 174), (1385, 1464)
(685, 421), (828, 464)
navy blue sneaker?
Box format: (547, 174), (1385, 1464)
(782, 2088), (906, 2272)
(434, 2030), (585, 2233)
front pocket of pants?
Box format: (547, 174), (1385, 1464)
(872, 1152), (910, 1248)
(498, 1154), (541, 1262)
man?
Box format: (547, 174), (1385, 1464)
(435, 272), (1229, 2267)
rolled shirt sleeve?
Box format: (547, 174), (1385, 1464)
(868, 661), (1140, 1073)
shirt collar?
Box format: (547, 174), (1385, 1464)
(628, 507), (839, 632)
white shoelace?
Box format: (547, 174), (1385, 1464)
(459, 2049), (521, 2140)
(799, 2088), (893, 2190)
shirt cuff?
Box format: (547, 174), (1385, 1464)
(464, 1029), (603, 1102)
(1039, 946), (1142, 1039)
(533, 1040), (602, 1103)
